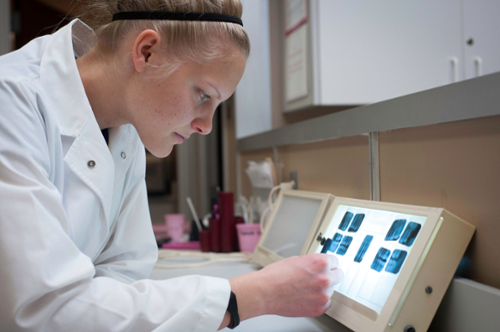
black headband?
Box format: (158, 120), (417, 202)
(112, 12), (243, 26)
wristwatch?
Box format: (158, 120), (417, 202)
(227, 291), (240, 329)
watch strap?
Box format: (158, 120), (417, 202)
(227, 291), (240, 329)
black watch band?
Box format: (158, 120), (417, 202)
(227, 291), (240, 329)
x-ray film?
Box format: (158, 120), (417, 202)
(313, 204), (427, 314)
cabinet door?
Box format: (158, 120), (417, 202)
(463, 0), (500, 80)
(315, 0), (462, 105)
(235, 0), (272, 138)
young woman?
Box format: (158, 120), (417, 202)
(0, 0), (343, 330)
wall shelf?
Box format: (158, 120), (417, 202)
(238, 71), (500, 152)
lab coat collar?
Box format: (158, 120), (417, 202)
(39, 19), (95, 137)
(39, 20), (137, 224)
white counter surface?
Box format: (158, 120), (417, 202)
(150, 251), (352, 332)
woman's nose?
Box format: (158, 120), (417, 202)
(191, 114), (213, 135)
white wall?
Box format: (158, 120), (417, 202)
(235, 0), (272, 139)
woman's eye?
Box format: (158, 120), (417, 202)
(200, 91), (210, 101)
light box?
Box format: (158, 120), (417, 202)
(253, 190), (334, 267)
(307, 197), (475, 332)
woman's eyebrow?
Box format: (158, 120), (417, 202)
(207, 83), (221, 100)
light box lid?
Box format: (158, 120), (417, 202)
(253, 189), (334, 267)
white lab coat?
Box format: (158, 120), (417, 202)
(0, 19), (230, 331)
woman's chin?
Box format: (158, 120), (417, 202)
(147, 144), (174, 159)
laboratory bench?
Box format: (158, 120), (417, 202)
(150, 252), (352, 332)
(151, 250), (500, 332)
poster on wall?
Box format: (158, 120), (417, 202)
(285, 0), (309, 103)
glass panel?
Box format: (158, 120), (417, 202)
(262, 195), (323, 258)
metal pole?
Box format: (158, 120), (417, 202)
(369, 132), (380, 201)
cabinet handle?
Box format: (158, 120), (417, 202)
(474, 56), (483, 77)
(450, 57), (459, 83)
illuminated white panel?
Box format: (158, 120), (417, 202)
(311, 204), (427, 314)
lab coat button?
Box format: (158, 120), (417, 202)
(121, 152), (126, 159)
(87, 160), (96, 168)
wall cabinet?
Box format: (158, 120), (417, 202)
(463, 0), (500, 80)
(286, 0), (500, 112)
(234, 0), (272, 139)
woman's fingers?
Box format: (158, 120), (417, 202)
(330, 266), (344, 287)
(244, 253), (345, 318)
(326, 254), (339, 270)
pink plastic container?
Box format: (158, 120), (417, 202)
(236, 224), (261, 253)
(162, 241), (201, 250)
(152, 224), (168, 240)
(164, 214), (185, 243)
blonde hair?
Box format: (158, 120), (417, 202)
(79, 0), (250, 66)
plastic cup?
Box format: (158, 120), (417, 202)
(219, 191), (235, 252)
(209, 218), (221, 252)
(164, 214), (185, 243)
(234, 217), (245, 251)
(236, 223), (261, 253)
(200, 229), (211, 252)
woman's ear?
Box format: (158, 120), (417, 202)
(132, 29), (161, 73)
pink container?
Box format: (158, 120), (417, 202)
(152, 224), (168, 240)
(164, 214), (185, 243)
(162, 241), (201, 250)
(236, 224), (261, 253)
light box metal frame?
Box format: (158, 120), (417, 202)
(253, 190), (334, 267)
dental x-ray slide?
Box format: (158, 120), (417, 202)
(314, 205), (426, 314)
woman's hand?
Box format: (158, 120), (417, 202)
(220, 254), (344, 329)
(257, 253), (343, 317)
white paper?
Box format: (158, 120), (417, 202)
(285, 0), (308, 33)
(285, 24), (309, 102)
(245, 161), (275, 189)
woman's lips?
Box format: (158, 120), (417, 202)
(174, 132), (185, 143)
